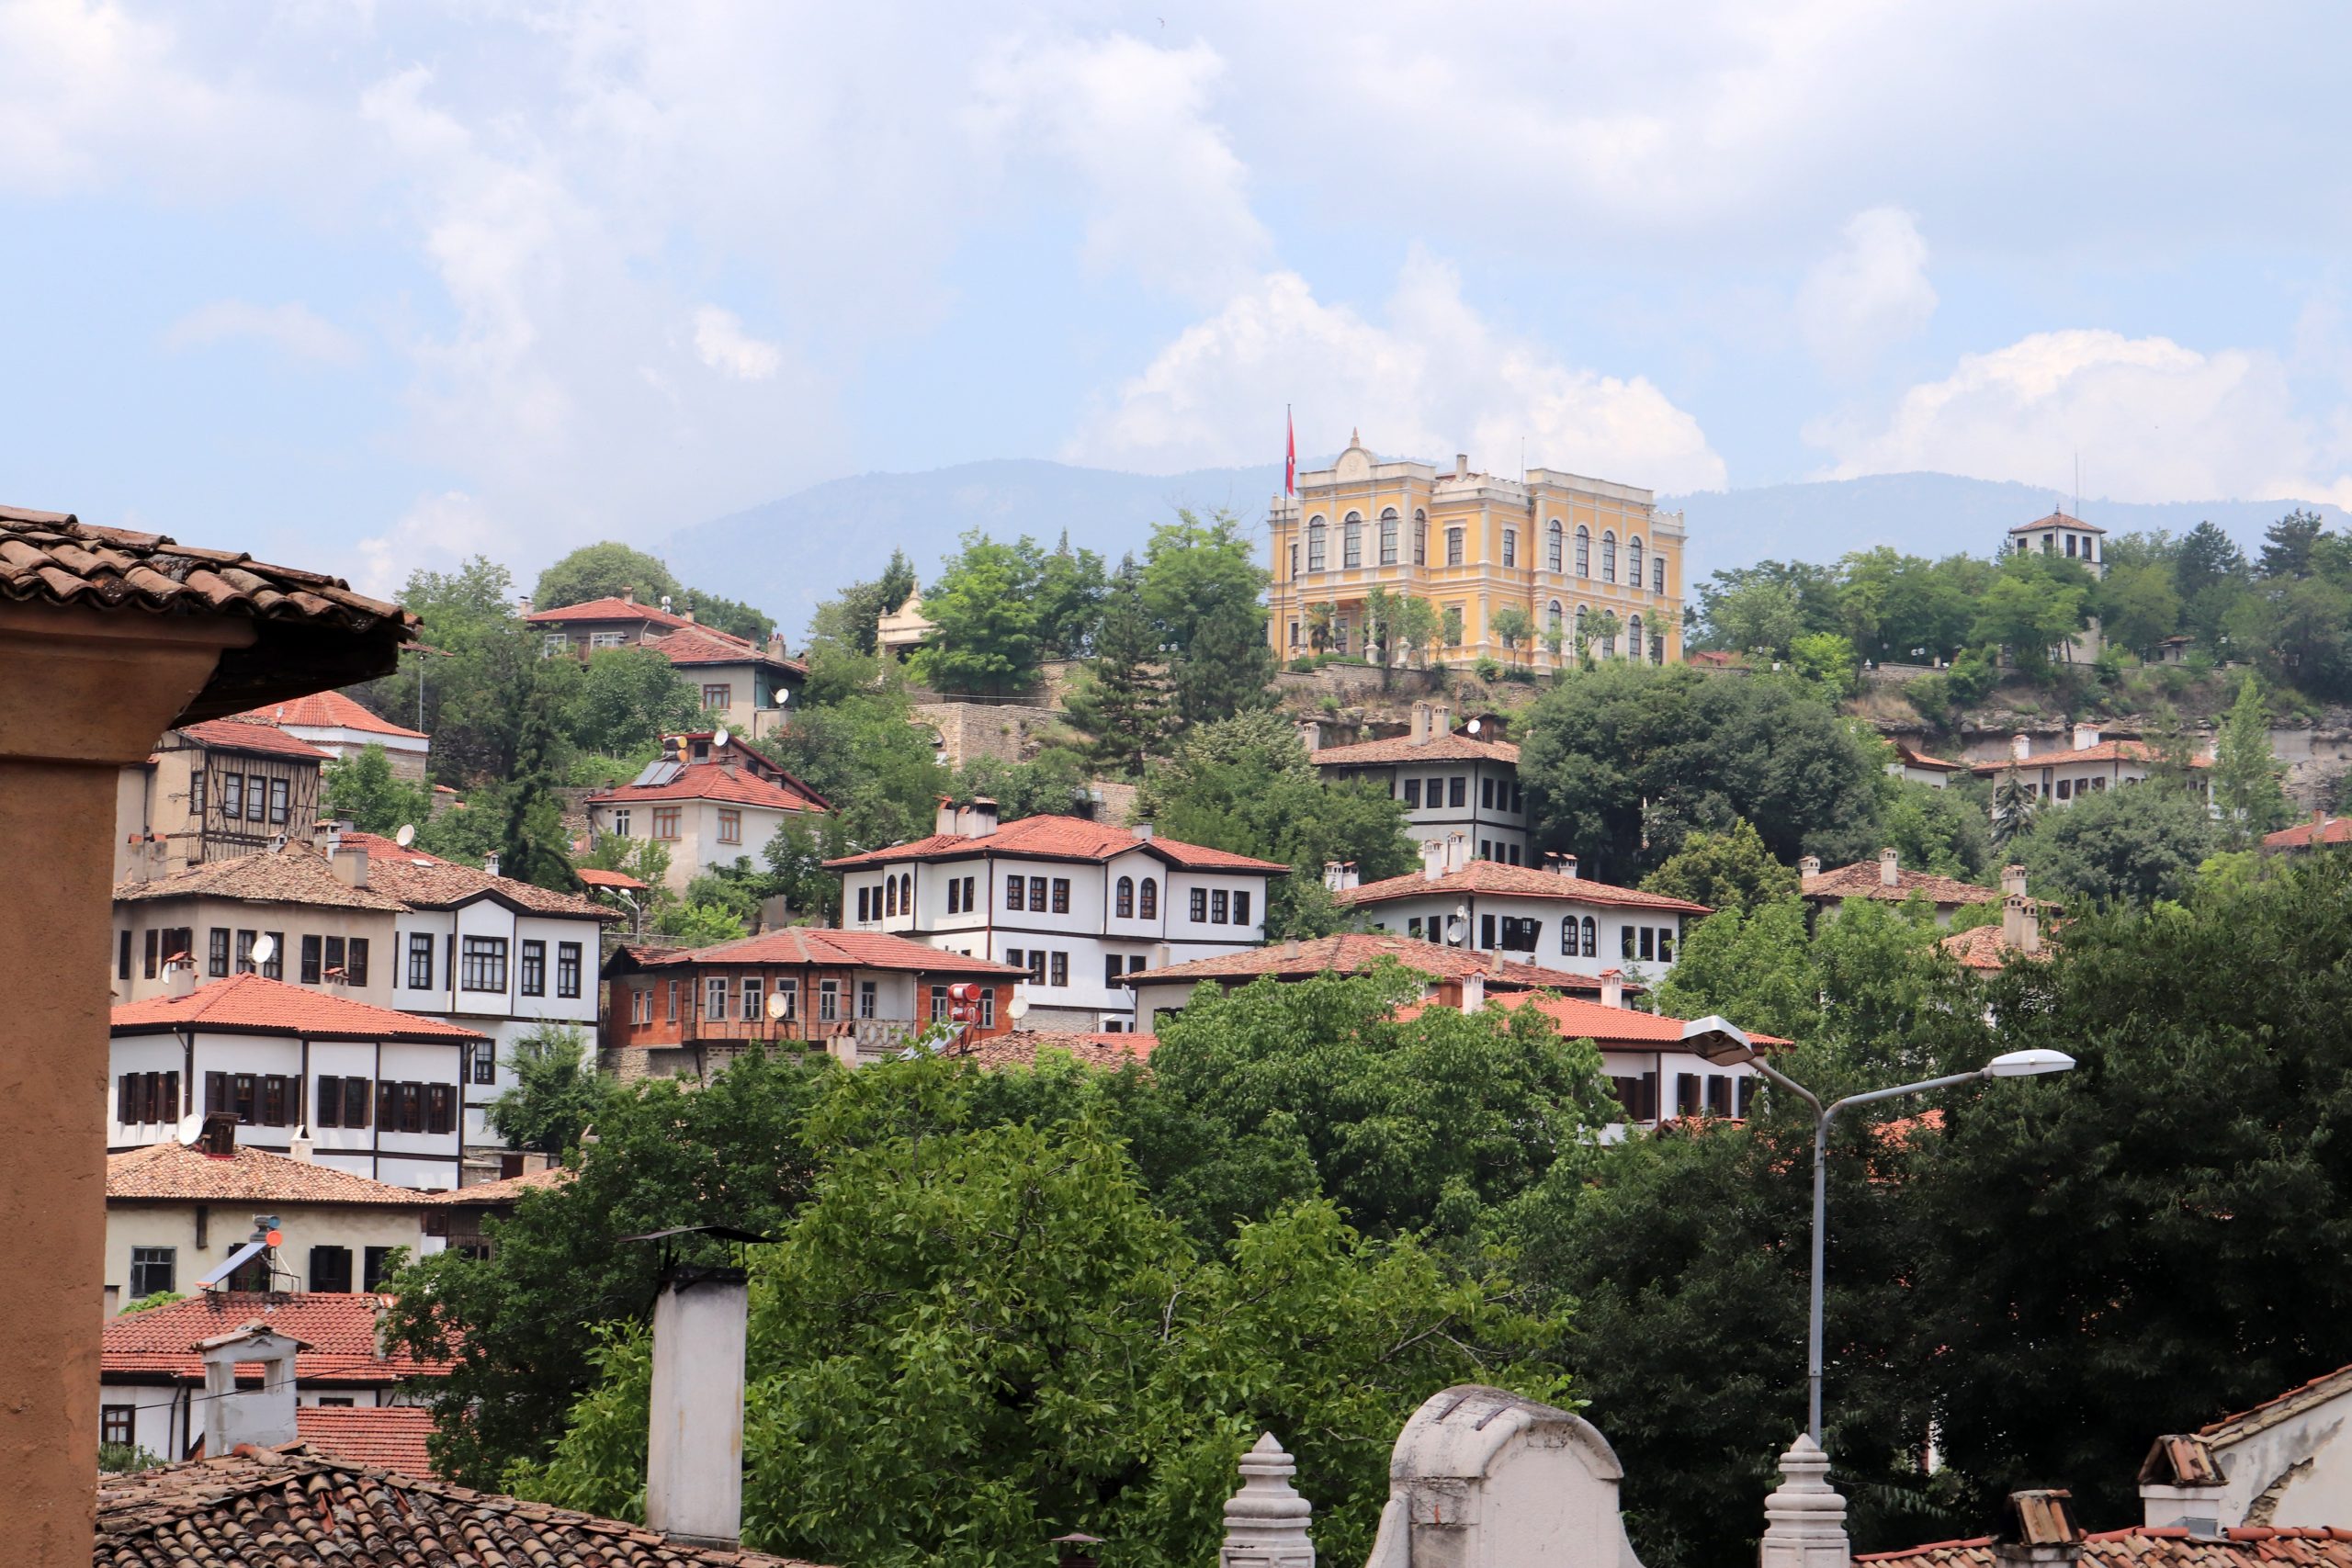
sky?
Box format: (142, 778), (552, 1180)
(6, 1), (2352, 595)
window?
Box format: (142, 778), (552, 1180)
(819, 979), (840, 1020)
(1581, 916), (1598, 956)
(590, 630), (627, 649)
(115, 1071), (178, 1125)
(1628, 536), (1643, 588)
(519, 941), (547, 996)
(1211, 889), (1229, 923)
(1575, 525), (1590, 575)
(1482, 777), (1495, 809)
(344, 1077), (372, 1127)
(1288, 545), (1298, 578)
(232, 929), (256, 975)
(1601, 530), (1617, 583)
(947, 878), (961, 915)
(1653, 555), (1667, 593)
(558, 942), (582, 998)
(885, 876), (899, 918)
(1573, 604), (1587, 650)
(702, 682), (732, 708)
(1651, 632), (1666, 665)
(208, 928), (230, 977)
(1449, 777), (1466, 808)
(364, 1247), (399, 1292)
(267, 777), (289, 825)
(631, 986), (651, 1026)
(652, 807), (681, 840)
(1547, 521), (1564, 571)
(118, 929), (130, 982)
(1445, 527), (1464, 566)
(666, 979), (680, 1021)
(310, 1247), (354, 1293)
(931, 985), (950, 1021)
(245, 774), (266, 822)
(1004, 875), (1025, 911)
(1479, 840), (1491, 860)
(470, 1043), (496, 1084)
(1026, 950), (1047, 985)
(1659, 928), (1676, 963)
(221, 773), (243, 820)
(1048, 952), (1069, 987)
(1051, 878), (1070, 914)
(102, 1406), (134, 1448)
(1342, 513), (1363, 568)
(1189, 887), (1207, 922)
(1510, 780), (1523, 812)
(1380, 508), (1399, 564)
(857, 886), (873, 922)
(858, 979), (877, 1019)
(1639, 927), (1657, 962)
(1480, 914), (1497, 950)
(130, 1247), (175, 1300)
(1105, 953), (1128, 987)
(188, 769), (205, 820)
(427, 1083), (454, 1134)
(1500, 917), (1540, 953)
(347, 939), (369, 987)
(611, 808), (631, 837)
(543, 632), (570, 657)
(1548, 600), (1563, 642)
(1501, 528), (1517, 568)
(1028, 875), (1047, 912)
(1629, 615), (1643, 663)
(1426, 774), (1444, 807)
(1403, 778), (1422, 809)
(263, 932), (283, 980)
(261, 1074), (289, 1127)
(706, 976), (729, 1020)
(407, 932), (434, 989)
(1306, 517), (1327, 570)
(1288, 620), (1300, 647)
(1413, 511), (1428, 565)
(978, 989), (996, 1027)
(301, 935), (322, 984)
(773, 980), (797, 1019)
(717, 809), (741, 845)
(1115, 876), (1134, 918)
(899, 873), (913, 913)
(1561, 919), (1577, 955)
(1139, 877), (1159, 919)
(461, 937), (509, 992)
(1622, 925), (1636, 960)
(1234, 890), (1251, 926)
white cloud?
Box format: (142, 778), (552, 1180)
(692, 307), (782, 380)
(1068, 252), (1726, 493)
(163, 299), (360, 365)
(354, 490), (513, 599)
(1798, 207), (1935, 375)
(1810, 329), (2352, 503)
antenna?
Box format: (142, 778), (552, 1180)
(394, 823), (416, 848)
(1465, 717), (1482, 735)
(176, 1111), (206, 1146)
(775, 689), (790, 706)
(249, 933), (276, 967)
(713, 725), (730, 750)
(765, 992), (789, 1021)
(1008, 996), (1031, 1021)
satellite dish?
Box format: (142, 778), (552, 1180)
(1007, 996), (1031, 1021)
(250, 933), (276, 966)
(712, 726), (730, 749)
(1466, 717), (1482, 735)
(775, 690), (790, 705)
(395, 823), (416, 848)
(1445, 916), (1465, 942)
(176, 1112), (205, 1146)
(765, 993), (789, 1021)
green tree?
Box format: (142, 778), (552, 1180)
(533, 542), (684, 615)
(568, 645), (708, 756)
(912, 531), (1045, 696)
(2174, 520), (2247, 602)
(1639, 818), (1800, 915)
(1171, 596), (1277, 728)
(2018, 782), (2217, 906)
(951, 749), (1094, 822)
(806, 549), (918, 657)
(762, 816), (845, 924)
(2211, 675), (2290, 845)
(2095, 562), (2184, 655)
(1695, 560), (1844, 654)
(321, 743), (435, 835)
(496, 682), (577, 891)
(1488, 604), (1535, 661)
(1063, 559), (1177, 776)
(2261, 508), (2327, 579)
(767, 649), (948, 851)
(1790, 631), (1860, 695)
(1140, 508), (1265, 656)
(1653, 897), (1823, 1042)
(1969, 558), (2089, 678)
(1034, 532), (1109, 658)
(487, 1025), (609, 1156)
(651, 894), (750, 945)
(1875, 777), (1992, 878)
(1988, 763), (2038, 852)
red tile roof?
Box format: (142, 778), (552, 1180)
(114, 843), (410, 912)
(1893, 741), (1968, 772)
(954, 1030), (1157, 1071)
(232, 688), (428, 740)
(524, 593), (695, 628)
(1337, 860), (1710, 913)
(2007, 509), (2107, 535)
(2199, 1360), (2352, 1438)
(0, 508), (407, 633)
(614, 930), (1023, 976)
(1309, 732), (1521, 767)
(111, 973), (486, 1043)
(647, 622), (806, 673)
(1122, 931), (1615, 994)
(1860, 1528), (2352, 1568)
(575, 865), (648, 890)
(1939, 920), (2054, 970)
(336, 830), (616, 920)
(1397, 990), (1792, 1050)
(587, 761), (828, 813)
(2265, 816), (2352, 850)
(1803, 861), (1996, 908)
(173, 717), (333, 761)
(293, 1405), (436, 1477)
(93, 1447), (830, 1566)
(424, 1164), (573, 1205)
(1971, 739), (2209, 773)
(101, 1292), (450, 1384)
(107, 1143), (431, 1206)
(824, 813), (1289, 873)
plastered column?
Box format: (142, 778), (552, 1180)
(0, 602), (248, 1566)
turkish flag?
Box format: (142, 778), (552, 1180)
(1285, 409), (1296, 496)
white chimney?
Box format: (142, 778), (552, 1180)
(2002, 894), (2041, 955)
(1446, 831), (1468, 873)
(1411, 701), (1434, 744)
(1600, 969), (1623, 1010)
(198, 1325), (305, 1455)
(966, 796), (1000, 838)
(1454, 453), (1470, 479)
(935, 796), (961, 836)
(1323, 861), (1359, 892)
(516, 595), (532, 616)
(165, 955), (198, 998)
(1560, 853), (1577, 880)
(2073, 723), (2101, 751)
(1220, 1433), (1317, 1567)
(622, 585), (637, 605)
(1878, 847), (1899, 888)
(288, 1126), (313, 1163)
(1133, 820), (1155, 842)
(331, 843), (369, 888)
(482, 851), (500, 879)
(2012, 732), (2032, 762)
(646, 1262), (749, 1548)
(1799, 854), (1822, 878)
(1463, 973), (1486, 1014)
(2001, 863), (2027, 897)
(1421, 839), (1447, 882)
(1430, 702), (1453, 739)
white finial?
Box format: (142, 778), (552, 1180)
(1221, 1432), (1316, 1566)
(1758, 1433), (1851, 1568)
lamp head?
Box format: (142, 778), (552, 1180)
(1680, 1015), (1756, 1066)
(1984, 1047), (2075, 1077)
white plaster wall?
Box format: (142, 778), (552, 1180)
(105, 1202), (425, 1305)
(1351, 893), (1683, 979)
(2211, 1398), (2352, 1529)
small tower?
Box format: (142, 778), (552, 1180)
(1758, 1433), (1851, 1568)
(197, 1322), (309, 1456)
(1220, 1432), (1317, 1566)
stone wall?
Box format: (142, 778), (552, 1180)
(911, 702), (1057, 771)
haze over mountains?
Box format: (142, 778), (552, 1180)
(662, 459), (2349, 637)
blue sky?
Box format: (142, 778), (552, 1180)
(6, 1), (2352, 593)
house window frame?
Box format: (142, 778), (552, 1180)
(519, 940), (547, 997)
(1445, 527), (1464, 566)
(460, 935), (510, 993)
(1379, 508), (1399, 565)
(1342, 513), (1363, 569)
(1306, 516), (1328, 571)
(717, 809), (741, 845)
(558, 942), (582, 998)
(651, 807), (682, 840)
(1575, 525), (1591, 576)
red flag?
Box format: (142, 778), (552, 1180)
(1284, 407), (1296, 496)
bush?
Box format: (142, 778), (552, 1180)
(1474, 656), (1503, 682)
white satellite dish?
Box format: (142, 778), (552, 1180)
(1466, 717), (1482, 735)
(775, 689), (791, 705)
(712, 725), (731, 749)
(1444, 916), (1465, 943)
(249, 933), (276, 967)
(1007, 996), (1031, 1021)
(394, 823), (416, 848)
(765, 993), (789, 1021)
(176, 1112), (205, 1146)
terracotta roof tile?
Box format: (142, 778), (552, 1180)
(230, 688), (428, 740)
(1337, 861), (1710, 913)
(93, 1446), (833, 1565)
(1397, 990), (1792, 1049)
(647, 622), (807, 673)
(587, 761), (829, 813)
(953, 1030), (1157, 1072)
(1309, 732), (1521, 766)
(291, 1405), (436, 1477)
(2199, 1360), (2352, 1438)
(575, 865), (648, 889)
(112, 973), (486, 1043)
(101, 1292), (449, 1384)
(1939, 921), (2052, 970)
(2265, 816), (2352, 850)
(114, 843), (410, 912)
(423, 1164), (573, 1204)
(1861, 1528), (2352, 1568)
(1971, 739), (2209, 773)
(524, 593), (696, 628)
(1803, 861), (1997, 908)
(614, 930), (1023, 976)
(1123, 931), (1616, 993)
(107, 1144), (431, 1206)
(336, 830), (616, 920)
(1894, 741), (1968, 772)
(173, 717), (334, 761)
(825, 814), (1289, 872)
(2007, 509), (2107, 534)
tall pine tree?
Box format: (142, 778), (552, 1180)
(1064, 559), (1174, 778)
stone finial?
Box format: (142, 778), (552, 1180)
(1759, 1433), (1850, 1568)
(1221, 1432), (1316, 1566)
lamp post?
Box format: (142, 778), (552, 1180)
(1678, 1017), (2074, 1444)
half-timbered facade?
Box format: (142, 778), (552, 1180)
(116, 719), (329, 883)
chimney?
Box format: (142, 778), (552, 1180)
(1600, 968), (1623, 1010)
(1430, 702), (1453, 739)
(288, 1127), (313, 1163)
(165, 954), (198, 998)
(967, 796), (1000, 838)
(1561, 853), (1578, 880)
(1758, 1433), (1849, 1568)
(482, 851), (501, 879)
(936, 796), (962, 836)
(2139, 1436), (2226, 1533)
(2073, 723), (2100, 752)
(1445, 831), (1468, 873)
(1133, 820), (1154, 842)
(330, 842), (370, 889)
(1463, 972), (1486, 1014)
(1421, 838), (1447, 882)
(1879, 847), (1900, 887)
(1411, 701), (1434, 744)
(768, 630), (786, 659)
(1298, 719), (1322, 753)
(1322, 861), (1358, 892)
(680, 608), (695, 625)
(2002, 863), (2027, 897)
(2012, 732), (2032, 762)
(1454, 452), (1469, 479)
(198, 1325), (306, 1455)
(1218, 1433), (1317, 1567)
(1994, 1490), (2084, 1568)
(2002, 894), (2041, 955)
(1283, 938), (1302, 960)
(623, 585), (636, 605)
(516, 594), (532, 616)
(645, 1258), (750, 1549)
(1798, 854), (1822, 878)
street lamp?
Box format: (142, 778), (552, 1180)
(1678, 1016), (2074, 1444)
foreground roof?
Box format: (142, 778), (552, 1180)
(1337, 860), (1710, 914)
(2200, 1359), (2352, 1440)
(1859, 1527), (2352, 1568)
(1309, 732), (1521, 767)
(112, 974), (485, 1043)
(1803, 861), (1996, 908)
(575, 865), (648, 890)
(291, 1405), (435, 1477)
(232, 688), (428, 741)
(101, 1292), (448, 1384)
(94, 1445), (831, 1565)
(173, 717), (334, 761)
(953, 1030), (1158, 1072)
(107, 1144), (429, 1207)
(825, 813), (1289, 873)
(613, 930), (1023, 975)
(1122, 931), (1616, 995)
(587, 760), (828, 814)
(1398, 990), (1792, 1050)
(1939, 922), (2043, 971)
(115, 844), (409, 913)
(1892, 741), (1968, 773)
(336, 830), (615, 920)
(0, 506), (413, 723)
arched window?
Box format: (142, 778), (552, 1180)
(1628, 614), (1643, 661)
(1342, 513), (1363, 569)
(1575, 525), (1591, 576)
(899, 874), (912, 912)
(1413, 511), (1428, 566)
(1139, 877), (1159, 919)
(1115, 875), (1135, 919)
(1379, 508), (1399, 565)
(885, 876), (898, 918)
(1652, 554), (1666, 594)
(1572, 604), (1588, 649)
(1581, 916), (1598, 956)
(1601, 531), (1617, 583)
(1561, 918), (1577, 955)
(1547, 520), (1564, 572)
(1306, 517), (1327, 571)
(1446, 527), (1464, 566)
(1628, 536), (1643, 586)
(1547, 599), (1563, 639)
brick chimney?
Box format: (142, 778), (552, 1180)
(645, 1258), (749, 1549)
(1994, 1489), (2084, 1568)
(1879, 847), (1900, 887)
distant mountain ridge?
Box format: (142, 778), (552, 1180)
(661, 460), (2347, 636)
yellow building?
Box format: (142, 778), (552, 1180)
(1267, 434), (1687, 671)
